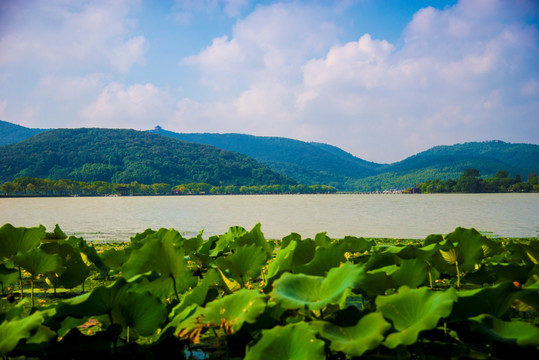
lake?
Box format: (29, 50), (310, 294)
(0, 193), (537, 241)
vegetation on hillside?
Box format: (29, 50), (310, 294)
(0, 177), (336, 196)
(404, 169), (539, 193)
(149, 127), (382, 188)
(0, 128), (294, 186)
(2, 121), (538, 191)
(0, 120), (47, 146)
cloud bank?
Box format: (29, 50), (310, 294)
(0, 0), (537, 163)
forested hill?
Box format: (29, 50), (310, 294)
(148, 127), (383, 188)
(349, 141), (539, 191)
(0, 128), (294, 186)
(0, 120), (48, 146)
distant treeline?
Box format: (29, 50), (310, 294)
(0, 177), (337, 196)
(404, 169), (539, 193)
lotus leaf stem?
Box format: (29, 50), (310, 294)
(18, 266), (23, 299)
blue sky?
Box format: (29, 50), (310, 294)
(0, 0), (538, 163)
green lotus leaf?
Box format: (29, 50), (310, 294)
(0, 264), (18, 293)
(314, 232), (332, 248)
(0, 224), (45, 259)
(244, 322), (325, 360)
(170, 269), (220, 319)
(391, 259), (429, 288)
(340, 236), (374, 253)
(122, 232), (193, 298)
(364, 250), (402, 271)
(451, 281), (523, 320)
(234, 223), (273, 258)
(177, 289), (267, 336)
(112, 289), (167, 339)
(0, 309), (48, 356)
(293, 243), (348, 276)
(55, 278), (129, 318)
(101, 248), (129, 271)
(291, 238), (316, 267)
(376, 286), (458, 348)
(271, 262), (364, 311)
(13, 248), (64, 276)
(383, 242), (440, 261)
(468, 314), (539, 347)
(130, 228), (156, 244)
(521, 241), (539, 265)
(445, 227), (487, 272)
(311, 312), (391, 357)
(183, 232), (204, 254)
(66, 236), (109, 276)
(42, 242), (89, 289)
(281, 232), (301, 249)
(216, 244), (267, 285)
(357, 271), (397, 297)
(210, 226), (247, 256)
(43, 224), (67, 240)
(266, 241), (297, 288)
(487, 263), (532, 284)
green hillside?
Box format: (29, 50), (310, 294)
(0, 128), (294, 186)
(350, 141), (539, 191)
(148, 127), (382, 188)
(2, 121), (538, 191)
(0, 120), (47, 146)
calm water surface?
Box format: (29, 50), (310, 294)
(0, 194), (537, 241)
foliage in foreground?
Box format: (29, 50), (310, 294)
(1, 223), (538, 359)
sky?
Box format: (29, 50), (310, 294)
(0, 0), (538, 164)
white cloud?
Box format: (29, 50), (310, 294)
(33, 74), (104, 101)
(80, 82), (175, 129)
(0, 0), (148, 73)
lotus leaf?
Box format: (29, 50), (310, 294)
(314, 232), (331, 248)
(0, 310), (48, 356)
(43, 224), (67, 240)
(244, 322), (325, 360)
(468, 314), (539, 347)
(176, 289), (267, 338)
(101, 248), (129, 271)
(291, 238), (316, 267)
(112, 289), (167, 339)
(266, 241), (297, 288)
(55, 278), (129, 318)
(340, 236), (374, 253)
(281, 232), (301, 249)
(391, 259), (430, 288)
(357, 271), (396, 297)
(210, 226), (247, 256)
(271, 262), (364, 311)
(122, 232), (194, 299)
(0, 224), (45, 259)
(13, 248), (64, 276)
(445, 227), (487, 272)
(234, 223), (273, 258)
(0, 264), (18, 293)
(216, 244), (267, 285)
(293, 243), (348, 276)
(170, 269), (220, 319)
(311, 312), (391, 357)
(66, 236), (109, 276)
(41, 242), (89, 288)
(364, 250), (402, 271)
(376, 286), (458, 348)
(451, 281), (523, 320)
(521, 241), (539, 265)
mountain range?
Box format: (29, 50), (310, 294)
(2, 120), (538, 191)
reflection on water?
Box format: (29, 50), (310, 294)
(1, 193), (537, 241)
